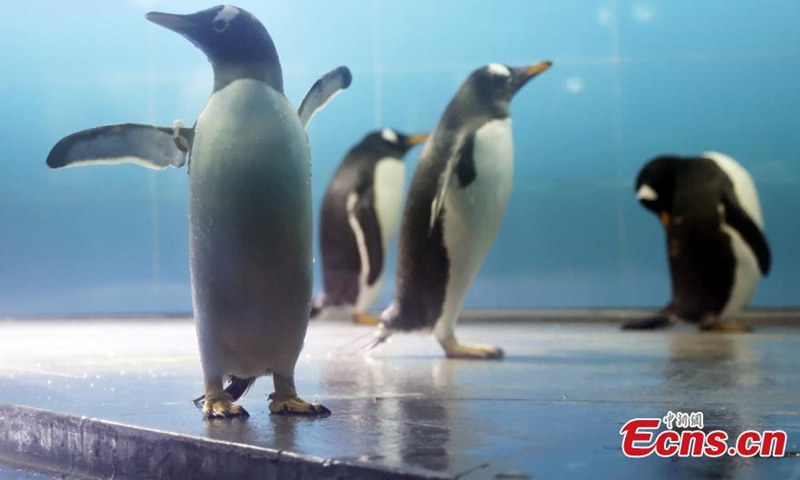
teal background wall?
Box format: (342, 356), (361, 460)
(1, 1), (799, 316)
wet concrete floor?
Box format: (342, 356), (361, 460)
(0, 464), (60, 480)
(0, 317), (799, 479)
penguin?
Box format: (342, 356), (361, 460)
(371, 61), (552, 359)
(311, 128), (428, 325)
(623, 152), (771, 332)
(46, 5), (353, 418)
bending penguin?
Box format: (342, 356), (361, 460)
(46, 5), (353, 418)
(311, 128), (428, 325)
(624, 152), (771, 332)
(371, 61), (552, 359)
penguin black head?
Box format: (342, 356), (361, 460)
(146, 5), (283, 92)
(359, 128), (429, 159)
(635, 156), (682, 227)
(452, 61), (552, 118)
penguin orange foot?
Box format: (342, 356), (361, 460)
(203, 392), (249, 419)
(268, 393), (331, 415)
(440, 337), (504, 360)
(444, 345), (505, 360)
(354, 313), (380, 326)
(268, 373), (330, 415)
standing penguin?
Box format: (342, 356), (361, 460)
(624, 152), (771, 332)
(311, 128), (428, 325)
(372, 61), (552, 359)
(46, 5), (353, 417)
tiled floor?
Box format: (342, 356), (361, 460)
(0, 317), (799, 479)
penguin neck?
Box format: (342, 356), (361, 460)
(212, 61), (284, 94)
(443, 97), (509, 129)
(444, 88), (510, 128)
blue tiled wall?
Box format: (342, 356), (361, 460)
(1, 1), (798, 316)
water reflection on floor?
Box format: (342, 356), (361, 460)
(0, 318), (798, 479)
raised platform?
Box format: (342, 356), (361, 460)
(0, 313), (799, 479)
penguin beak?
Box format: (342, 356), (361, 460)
(146, 11), (215, 54)
(406, 133), (429, 146)
(510, 61), (552, 94)
(146, 8), (241, 65)
(524, 61), (553, 78)
(660, 211), (671, 227)
(146, 11), (200, 36)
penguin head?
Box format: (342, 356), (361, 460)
(146, 5), (282, 91)
(360, 128), (429, 159)
(635, 156), (681, 227)
(453, 61), (552, 117)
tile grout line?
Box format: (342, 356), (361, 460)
(146, 26), (162, 309)
(610, 0), (630, 307)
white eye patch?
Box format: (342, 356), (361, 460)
(487, 63), (511, 77)
(214, 5), (240, 24)
(381, 128), (398, 143)
(636, 184), (659, 201)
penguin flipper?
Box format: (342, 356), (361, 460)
(297, 66), (353, 128)
(46, 122), (194, 170)
(346, 188), (384, 286)
(721, 192), (772, 275)
(428, 133), (471, 235)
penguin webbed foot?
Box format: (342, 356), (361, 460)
(268, 393), (331, 416)
(444, 343), (505, 360)
(353, 313), (380, 326)
(192, 375), (256, 410)
(202, 393), (250, 420)
(621, 314), (674, 330)
(699, 321), (752, 333)
(335, 324), (392, 355)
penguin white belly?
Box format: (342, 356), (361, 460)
(353, 159), (405, 312)
(434, 118), (514, 336)
(374, 158), (405, 255)
(720, 224), (761, 317)
(189, 79), (312, 379)
(346, 193), (379, 313)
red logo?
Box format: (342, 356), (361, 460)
(620, 412), (787, 458)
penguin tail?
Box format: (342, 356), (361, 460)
(309, 294), (327, 320)
(333, 302), (400, 355)
(334, 325), (392, 356)
(621, 313), (675, 330)
(191, 376), (258, 409)
(362, 325), (393, 353)
(310, 304), (322, 319)
(224, 376), (257, 401)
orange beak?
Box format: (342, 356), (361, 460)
(407, 133), (429, 146)
(660, 211), (671, 227)
(525, 61), (553, 76)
